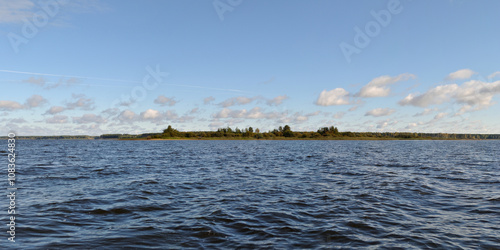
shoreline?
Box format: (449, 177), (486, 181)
(123, 137), (494, 141)
(3, 137), (496, 141)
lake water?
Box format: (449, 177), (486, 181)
(7, 140), (500, 248)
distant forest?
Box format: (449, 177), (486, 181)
(98, 125), (500, 140)
(5, 125), (500, 140)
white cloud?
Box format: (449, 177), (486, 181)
(218, 95), (290, 107)
(116, 98), (135, 107)
(295, 115), (308, 122)
(213, 107), (285, 120)
(101, 108), (120, 117)
(488, 71), (500, 79)
(21, 75), (81, 89)
(25, 94), (48, 108)
(164, 110), (179, 120)
(137, 109), (179, 123)
(66, 94), (95, 110)
(315, 88), (350, 106)
(247, 108), (266, 119)
(209, 107), (320, 127)
(445, 69), (476, 81)
(72, 114), (106, 124)
(266, 95), (289, 106)
(399, 84), (459, 107)
(44, 106), (66, 115)
(9, 118), (27, 123)
(287, 111), (320, 123)
(44, 77), (81, 90)
(426, 113), (448, 125)
(114, 109), (182, 125)
(0, 100), (24, 111)
(399, 80), (500, 113)
(204, 96), (215, 104)
(46, 115), (68, 124)
(405, 122), (418, 130)
(1, 95), (47, 111)
(305, 111), (321, 117)
(357, 73), (416, 97)
(219, 96), (258, 107)
(154, 95), (177, 106)
(176, 115), (195, 123)
(118, 110), (137, 122)
(375, 119), (398, 129)
(214, 108), (240, 118)
(348, 105), (359, 112)
(0, 0), (35, 23)
(189, 108), (199, 114)
(23, 77), (46, 86)
(0, 95), (47, 111)
(365, 108), (396, 117)
(141, 109), (161, 119)
(413, 108), (437, 117)
(433, 112), (447, 120)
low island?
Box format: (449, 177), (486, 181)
(6, 125), (500, 140)
(98, 125), (500, 140)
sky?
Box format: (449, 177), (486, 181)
(1, 0), (500, 136)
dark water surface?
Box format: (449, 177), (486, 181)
(8, 140), (500, 248)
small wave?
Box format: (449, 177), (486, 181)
(317, 229), (359, 244)
(35, 163), (53, 166)
(345, 221), (378, 232)
(90, 207), (132, 215)
(470, 208), (499, 214)
(487, 196), (500, 201)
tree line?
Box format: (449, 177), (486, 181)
(6, 127), (499, 140)
(103, 125), (498, 140)
(143, 124), (343, 139)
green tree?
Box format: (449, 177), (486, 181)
(283, 125), (294, 137)
(272, 129), (282, 137)
(163, 125), (179, 137)
(244, 127), (254, 137)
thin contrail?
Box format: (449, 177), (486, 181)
(0, 69), (140, 84)
(0, 79), (147, 89)
(0, 69), (249, 93)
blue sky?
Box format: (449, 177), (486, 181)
(1, 0), (500, 135)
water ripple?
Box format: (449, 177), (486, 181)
(12, 140), (500, 248)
